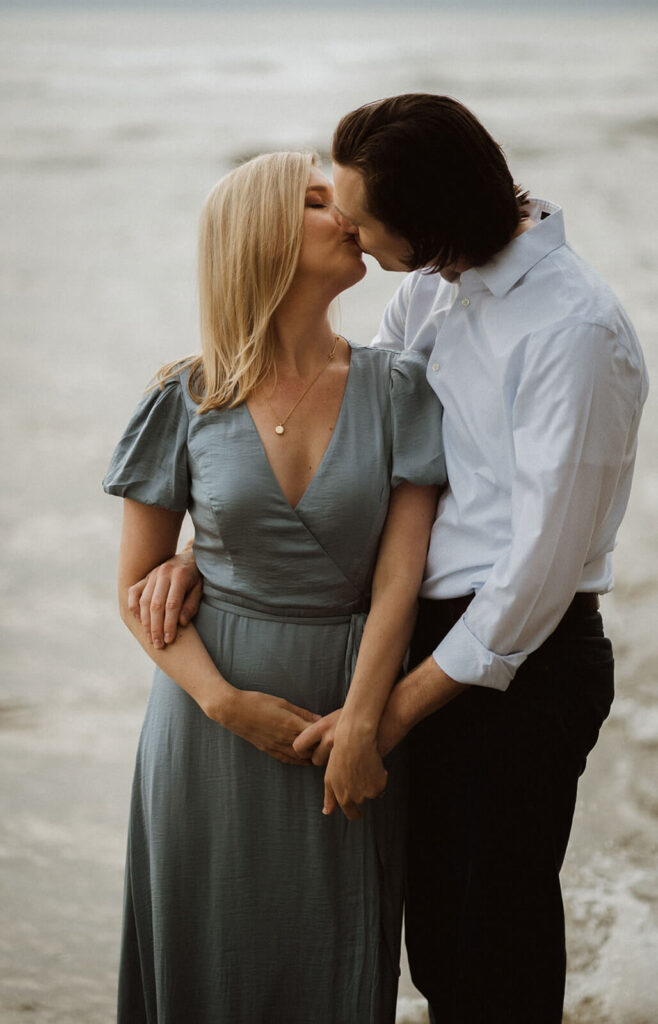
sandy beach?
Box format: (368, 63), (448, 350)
(1, 6), (657, 1021)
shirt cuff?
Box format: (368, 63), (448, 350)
(432, 616), (527, 692)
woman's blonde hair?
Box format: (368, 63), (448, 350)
(157, 150), (317, 411)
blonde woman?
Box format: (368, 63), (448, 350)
(104, 152), (445, 1023)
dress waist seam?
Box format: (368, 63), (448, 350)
(201, 585), (367, 625)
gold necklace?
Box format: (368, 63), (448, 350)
(267, 335), (339, 436)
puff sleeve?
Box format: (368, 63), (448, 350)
(389, 349), (447, 488)
(102, 377), (190, 511)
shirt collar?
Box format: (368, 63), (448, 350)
(460, 198), (566, 298)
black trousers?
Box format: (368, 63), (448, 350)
(405, 597), (614, 1024)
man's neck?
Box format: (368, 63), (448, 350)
(439, 216), (538, 283)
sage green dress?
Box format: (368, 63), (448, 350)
(103, 342), (445, 1024)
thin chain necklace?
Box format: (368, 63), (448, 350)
(266, 335), (339, 436)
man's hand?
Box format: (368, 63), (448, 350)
(128, 546), (202, 648)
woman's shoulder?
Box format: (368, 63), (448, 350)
(144, 356), (203, 416)
(110, 358), (199, 442)
(152, 355), (197, 392)
(346, 343), (446, 489)
(348, 340), (394, 363)
(103, 360), (196, 509)
(348, 341), (429, 382)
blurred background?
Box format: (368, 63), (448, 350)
(1, 1), (656, 1021)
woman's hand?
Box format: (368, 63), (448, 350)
(297, 482), (437, 818)
(293, 708), (342, 765)
(129, 546), (202, 648)
(322, 726), (388, 821)
(219, 690), (321, 766)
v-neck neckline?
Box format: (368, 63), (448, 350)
(245, 340), (355, 513)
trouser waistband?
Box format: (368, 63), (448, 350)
(418, 591), (600, 632)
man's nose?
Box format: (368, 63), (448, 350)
(333, 207), (357, 234)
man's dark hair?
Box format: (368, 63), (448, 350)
(332, 94), (529, 272)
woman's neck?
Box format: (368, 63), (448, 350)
(271, 291), (337, 379)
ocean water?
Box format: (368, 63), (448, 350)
(0, 6), (657, 1023)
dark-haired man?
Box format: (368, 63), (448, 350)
(137, 95), (647, 1023)
(325, 94), (648, 1024)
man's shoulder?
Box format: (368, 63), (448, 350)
(527, 243), (631, 338)
(511, 247), (646, 392)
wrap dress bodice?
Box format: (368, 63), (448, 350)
(105, 342), (445, 616)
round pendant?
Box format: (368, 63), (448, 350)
(275, 424), (285, 435)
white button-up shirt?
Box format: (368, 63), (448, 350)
(372, 199), (649, 691)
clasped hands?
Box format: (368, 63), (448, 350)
(129, 550), (388, 819)
(293, 713), (389, 821)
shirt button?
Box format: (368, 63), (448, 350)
(461, 297), (471, 307)
(432, 361), (440, 372)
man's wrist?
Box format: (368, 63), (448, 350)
(377, 657), (469, 756)
(396, 656), (467, 731)
(422, 652), (467, 706)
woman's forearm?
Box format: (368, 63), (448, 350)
(336, 482), (437, 740)
(320, 482), (437, 819)
(116, 500), (233, 721)
(116, 498), (318, 765)
(336, 579), (418, 740)
(119, 589), (236, 724)
(294, 483), (437, 809)
(119, 591), (319, 764)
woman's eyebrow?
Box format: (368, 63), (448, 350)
(305, 184), (332, 194)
